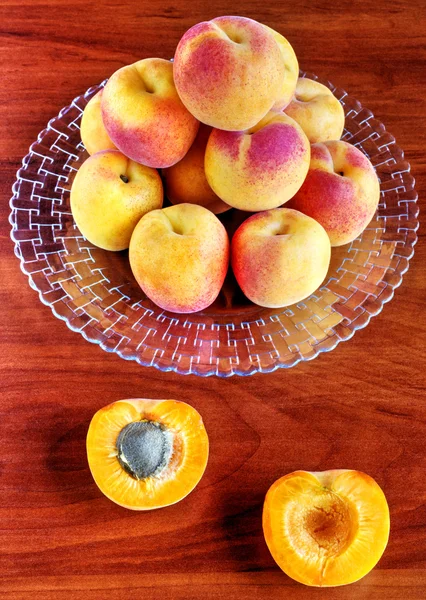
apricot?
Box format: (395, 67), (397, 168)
(129, 203), (229, 313)
(102, 58), (199, 168)
(174, 16), (284, 131)
(80, 90), (117, 155)
(263, 24), (299, 111)
(163, 124), (231, 214)
(87, 399), (209, 510)
(70, 150), (163, 251)
(289, 140), (380, 246)
(263, 470), (390, 587)
(231, 208), (331, 308)
(205, 112), (310, 212)
(284, 78), (345, 143)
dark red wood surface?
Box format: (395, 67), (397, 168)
(1, 1), (426, 598)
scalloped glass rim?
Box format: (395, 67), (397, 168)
(9, 71), (419, 377)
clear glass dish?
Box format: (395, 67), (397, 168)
(9, 72), (419, 377)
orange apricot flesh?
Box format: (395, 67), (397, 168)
(87, 399), (209, 510)
(263, 469), (390, 587)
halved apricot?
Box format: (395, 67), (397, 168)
(87, 398), (209, 510)
(263, 469), (390, 587)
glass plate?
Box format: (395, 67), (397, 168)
(9, 71), (419, 377)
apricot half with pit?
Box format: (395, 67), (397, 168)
(263, 469), (390, 587)
(87, 399), (209, 510)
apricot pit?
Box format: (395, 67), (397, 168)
(116, 420), (173, 480)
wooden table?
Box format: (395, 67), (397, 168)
(1, 1), (426, 598)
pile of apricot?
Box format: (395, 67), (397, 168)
(72, 15), (380, 315)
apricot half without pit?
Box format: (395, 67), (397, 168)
(87, 399), (209, 510)
(263, 469), (390, 587)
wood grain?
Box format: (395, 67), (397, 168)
(1, 0), (426, 598)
